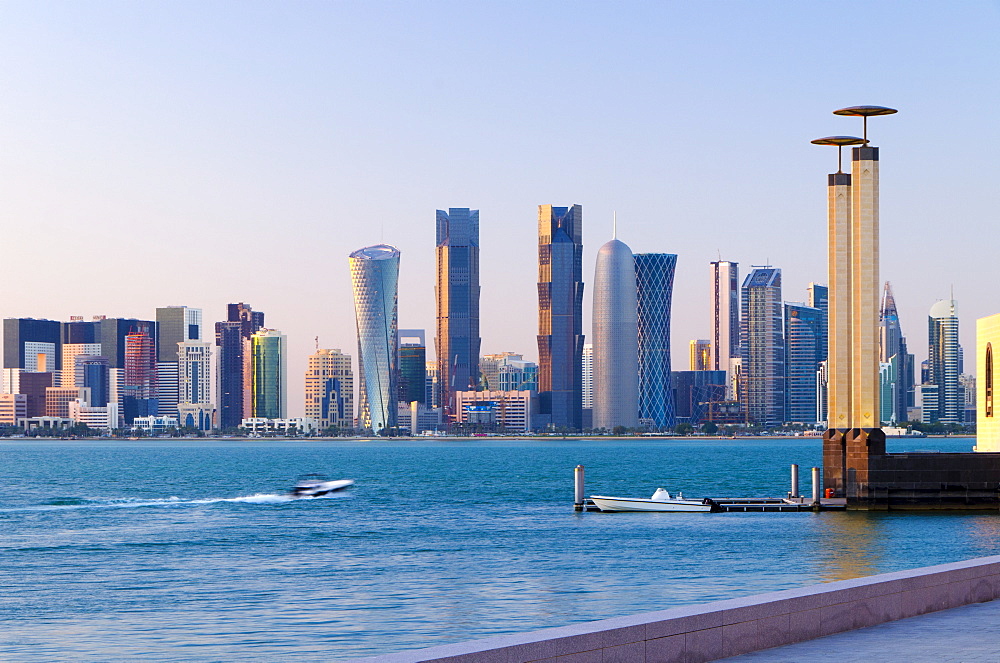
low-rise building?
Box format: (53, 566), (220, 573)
(241, 417), (317, 435)
(0, 393), (27, 425)
(133, 415), (179, 434)
(453, 390), (536, 431)
(69, 399), (120, 433)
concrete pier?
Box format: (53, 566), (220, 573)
(360, 555), (1000, 662)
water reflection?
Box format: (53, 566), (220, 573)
(816, 512), (884, 581)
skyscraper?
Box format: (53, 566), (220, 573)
(880, 282), (914, 424)
(592, 237), (639, 430)
(350, 244), (400, 433)
(635, 253), (678, 429)
(123, 329), (157, 423)
(537, 204), (584, 430)
(3, 318), (61, 372)
(305, 348), (354, 430)
(710, 261), (739, 372)
(75, 355), (110, 408)
(435, 208), (481, 418)
(156, 306), (202, 418)
(928, 298), (961, 423)
(807, 283), (829, 364)
(176, 341), (213, 430)
(215, 303), (264, 430)
(740, 267), (784, 425)
(398, 329), (427, 404)
(690, 340), (711, 371)
(784, 302), (824, 423)
(251, 329), (287, 419)
(581, 344), (593, 410)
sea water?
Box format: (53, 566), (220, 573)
(2, 437), (998, 661)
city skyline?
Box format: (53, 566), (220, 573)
(1, 3), (998, 417)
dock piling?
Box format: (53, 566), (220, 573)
(790, 464), (800, 498)
(811, 467), (821, 507)
(574, 465), (585, 510)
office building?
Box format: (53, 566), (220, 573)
(397, 401), (443, 434)
(879, 282), (915, 425)
(251, 329), (287, 419)
(537, 204), (584, 430)
(176, 340), (212, 429)
(123, 330), (157, 423)
(690, 340), (711, 371)
(75, 355), (111, 408)
(807, 283), (829, 362)
(581, 344), (593, 410)
(425, 361), (439, 409)
(215, 303), (265, 429)
(453, 390), (536, 431)
(68, 399), (119, 432)
(0, 393), (27, 425)
(3, 318), (61, 373)
(305, 348), (354, 430)
(928, 298), (962, 424)
(784, 302), (824, 423)
(156, 307), (202, 418)
(435, 208), (481, 417)
(15, 371), (52, 417)
(710, 260), (740, 375)
(60, 343), (102, 387)
(398, 330), (427, 405)
(46, 387), (90, 418)
(350, 244), (400, 433)
(740, 267), (784, 425)
(672, 370), (728, 425)
(592, 236), (639, 430)
(636, 253), (678, 429)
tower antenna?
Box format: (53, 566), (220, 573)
(613, 211), (617, 240)
(315, 336), (319, 351)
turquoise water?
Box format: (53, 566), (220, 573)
(2, 437), (998, 661)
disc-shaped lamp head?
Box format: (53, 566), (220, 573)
(811, 135), (866, 172)
(833, 106), (898, 143)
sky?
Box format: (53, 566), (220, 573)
(2, 1), (999, 416)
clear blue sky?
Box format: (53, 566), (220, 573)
(2, 1), (998, 415)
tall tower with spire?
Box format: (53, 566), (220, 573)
(880, 281), (914, 424)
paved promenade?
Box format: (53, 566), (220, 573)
(722, 598), (1000, 662)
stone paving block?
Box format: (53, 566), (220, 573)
(600, 641), (645, 663)
(683, 627), (723, 663)
(644, 634), (684, 663)
(645, 610), (724, 640)
(756, 613), (791, 650)
(787, 607), (823, 643)
(533, 649), (602, 663)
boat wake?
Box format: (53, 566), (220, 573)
(1, 491), (348, 512)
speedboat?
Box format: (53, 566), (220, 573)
(290, 474), (354, 497)
(590, 488), (711, 512)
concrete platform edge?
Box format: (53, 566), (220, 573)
(356, 554), (1000, 662)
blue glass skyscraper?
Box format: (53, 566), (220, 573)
(741, 267), (784, 425)
(435, 209), (480, 418)
(350, 244), (400, 433)
(537, 204), (584, 430)
(784, 302), (824, 423)
(635, 253), (677, 428)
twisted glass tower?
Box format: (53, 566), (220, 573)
(592, 238), (638, 430)
(350, 244), (400, 433)
(635, 253), (677, 428)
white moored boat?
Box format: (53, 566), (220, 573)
(590, 488), (712, 512)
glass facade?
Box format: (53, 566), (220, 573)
(537, 204), (584, 430)
(251, 329), (287, 419)
(635, 253), (677, 428)
(740, 268), (784, 425)
(350, 244), (400, 433)
(784, 302), (824, 423)
(592, 238), (638, 430)
(215, 303), (264, 429)
(435, 209), (481, 417)
(928, 299), (961, 423)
